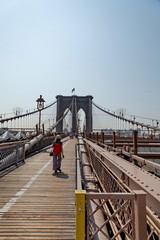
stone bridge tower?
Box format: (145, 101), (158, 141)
(56, 95), (93, 133)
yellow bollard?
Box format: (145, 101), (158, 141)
(75, 190), (86, 240)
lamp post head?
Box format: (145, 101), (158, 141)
(36, 95), (45, 110)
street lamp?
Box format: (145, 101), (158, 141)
(36, 95), (45, 132)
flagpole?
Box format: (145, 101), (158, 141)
(71, 88), (75, 95)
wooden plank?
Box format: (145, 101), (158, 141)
(0, 139), (76, 239)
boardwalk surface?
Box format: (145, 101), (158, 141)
(0, 138), (77, 240)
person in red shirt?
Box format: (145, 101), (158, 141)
(52, 135), (64, 175)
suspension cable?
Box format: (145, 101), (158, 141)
(0, 101), (57, 124)
(92, 101), (160, 131)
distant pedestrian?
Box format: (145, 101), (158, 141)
(52, 135), (64, 175)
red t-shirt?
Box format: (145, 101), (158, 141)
(53, 141), (62, 154)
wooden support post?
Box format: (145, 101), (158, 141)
(133, 190), (147, 240)
(22, 144), (25, 163)
(75, 190), (86, 240)
(150, 130), (153, 139)
(36, 124), (39, 135)
(42, 123), (45, 135)
(101, 132), (104, 144)
(93, 132), (95, 140)
(113, 131), (116, 148)
(133, 130), (138, 155)
(15, 145), (19, 167)
(96, 132), (98, 142)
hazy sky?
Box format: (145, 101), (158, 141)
(0, 0), (160, 122)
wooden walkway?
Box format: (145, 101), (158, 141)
(0, 138), (77, 240)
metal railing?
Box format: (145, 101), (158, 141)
(0, 136), (55, 173)
(87, 192), (147, 240)
(84, 139), (160, 240)
(86, 133), (160, 176)
(146, 209), (160, 240)
(25, 136), (54, 155)
(75, 191), (147, 240)
(0, 142), (25, 172)
(75, 137), (147, 240)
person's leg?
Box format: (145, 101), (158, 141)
(57, 154), (62, 172)
(53, 154), (58, 173)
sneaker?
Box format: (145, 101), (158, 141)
(57, 168), (61, 172)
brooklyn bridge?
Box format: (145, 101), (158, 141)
(0, 95), (160, 240)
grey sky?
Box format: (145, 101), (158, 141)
(0, 0), (160, 122)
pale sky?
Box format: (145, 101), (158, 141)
(0, 0), (160, 123)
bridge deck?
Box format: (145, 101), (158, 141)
(0, 138), (76, 240)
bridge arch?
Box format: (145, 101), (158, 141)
(56, 95), (93, 133)
(77, 108), (86, 132)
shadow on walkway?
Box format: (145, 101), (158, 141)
(53, 172), (69, 179)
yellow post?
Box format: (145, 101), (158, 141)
(75, 190), (86, 240)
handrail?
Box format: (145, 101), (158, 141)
(84, 138), (160, 240)
(86, 136), (160, 175)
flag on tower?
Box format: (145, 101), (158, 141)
(71, 88), (75, 93)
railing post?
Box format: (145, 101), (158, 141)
(42, 123), (45, 135)
(88, 132), (89, 139)
(133, 130), (138, 155)
(75, 190), (86, 240)
(36, 124), (39, 135)
(96, 132), (98, 142)
(22, 144), (25, 163)
(101, 132), (104, 144)
(150, 130), (153, 139)
(113, 131), (116, 148)
(15, 145), (19, 167)
(133, 190), (147, 240)
(93, 132), (95, 141)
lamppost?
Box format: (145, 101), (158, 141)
(36, 95), (45, 132)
